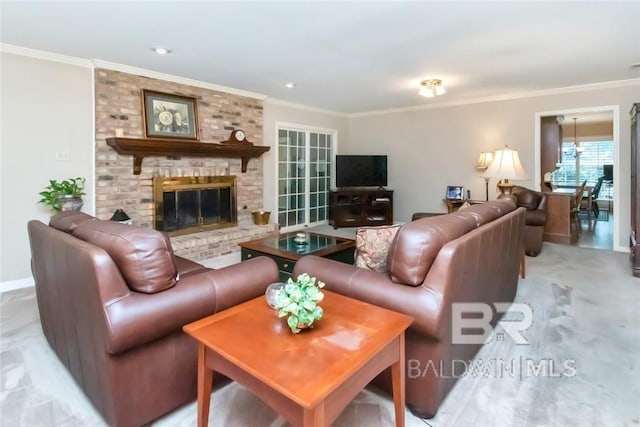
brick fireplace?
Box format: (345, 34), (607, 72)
(94, 68), (275, 260)
(153, 175), (237, 236)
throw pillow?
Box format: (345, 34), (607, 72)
(72, 220), (179, 294)
(354, 225), (401, 273)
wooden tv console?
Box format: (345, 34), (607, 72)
(329, 189), (393, 229)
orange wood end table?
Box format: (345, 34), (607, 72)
(183, 290), (413, 427)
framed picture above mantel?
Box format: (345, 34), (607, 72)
(142, 90), (199, 140)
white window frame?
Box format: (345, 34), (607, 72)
(274, 122), (338, 233)
(553, 138), (614, 186)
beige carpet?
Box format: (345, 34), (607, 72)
(1, 242), (639, 426)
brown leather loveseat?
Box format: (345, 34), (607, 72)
(511, 185), (547, 256)
(293, 199), (525, 418)
(28, 211), (279, 427)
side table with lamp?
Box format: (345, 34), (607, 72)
(481, 145), (529, 271)
(482, 145), (528, 199)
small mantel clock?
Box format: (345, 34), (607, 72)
(225, 129), (250, 144)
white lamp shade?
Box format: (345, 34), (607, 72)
(482, 146), (527, 180)
(475, 151), (494, 170)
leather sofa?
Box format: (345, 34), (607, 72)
(293, 199), (525, 418)
(28, 211), (279, 427)
(511, 185), (547, 256)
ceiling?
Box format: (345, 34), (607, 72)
(2, 1), (639, 114)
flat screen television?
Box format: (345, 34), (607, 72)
(335, 155), (387, 188)
(603, 164), (613, 181)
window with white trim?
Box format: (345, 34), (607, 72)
(277, 127), (335, 231)
(552, 140), (614, 187)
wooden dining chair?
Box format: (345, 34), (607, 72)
(582, 176), (605, 218)
(570, 180), (587, 237)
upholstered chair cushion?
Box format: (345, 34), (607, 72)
(526, 209), (547, 226)
(49, 211), (95, 233)
(72, 220), (179, 294)
(387, 215), (476, 286)
(515, 188), (542, 210)
(354, 225), (401, 273)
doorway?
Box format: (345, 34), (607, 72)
(534, 105), (620, 251)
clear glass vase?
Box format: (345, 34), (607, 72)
(265, 282), (286, 309)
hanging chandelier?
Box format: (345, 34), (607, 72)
(566, 117), (585, 158)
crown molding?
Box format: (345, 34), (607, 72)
(0, 43), (267, 100)
(92, 60), (268, 101)
(3, 43), (638, 117)
(0, 43), (93, 67)
(349, 78), (640, 118)
(264, 98), (347, 117)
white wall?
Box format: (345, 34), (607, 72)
(0, 53), (94, 283)
(347, 84), (640, 251)
(1, 49), (636, 287)
(262, 100), (349, 219)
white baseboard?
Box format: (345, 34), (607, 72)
(1, 276), (34, 293)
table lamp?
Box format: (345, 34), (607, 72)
(475, 151), (494, 201)
(482, 145), (527, 198)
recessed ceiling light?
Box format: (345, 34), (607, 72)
(152, 47), (172, 55)
(284, 82), (295, 89)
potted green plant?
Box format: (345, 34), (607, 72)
(38, 177), (86, 212)
(273, 273), (325, 333)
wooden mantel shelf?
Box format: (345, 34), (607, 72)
(105, 137), (270, 175)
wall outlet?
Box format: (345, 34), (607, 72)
(56, 148), (70, 161)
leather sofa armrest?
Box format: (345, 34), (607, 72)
(201, 256), (280, 313)
(293, 255), (442, 338)
(175, 255), (207, 276)
(537, 192), (547, 212)
(104, 256), (279, 354)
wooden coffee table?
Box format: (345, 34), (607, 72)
(239, 231), (355, 281)
(183, 290), (413, 427)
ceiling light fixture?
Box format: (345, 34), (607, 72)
(284, 82), (295, 89)
(569, 117), (585, 158)
(419, 79), (446, 98)
(152, 47), (172, 55)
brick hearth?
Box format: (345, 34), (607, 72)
(94, 68), (273, 261)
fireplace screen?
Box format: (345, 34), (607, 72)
(153, 176), (237, 236)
